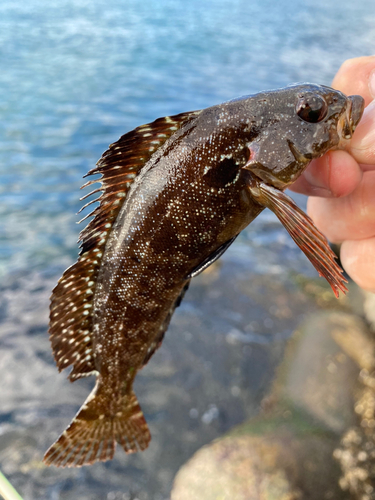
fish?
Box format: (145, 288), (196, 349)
(44, 84), (364, 467)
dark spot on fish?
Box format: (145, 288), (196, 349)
(204, 157), (241, 188)
(153, 221), (180, 253)
(131, 254), (142, 263)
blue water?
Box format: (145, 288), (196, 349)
(0, 0), (374, 498)
(1, 0), (374, 278)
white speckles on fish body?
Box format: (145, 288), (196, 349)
(44, 84), (364, 467)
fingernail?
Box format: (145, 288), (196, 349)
(370, 69), (375, 99)
(350, 99), (375, 160)
(358, 98), (375, 127)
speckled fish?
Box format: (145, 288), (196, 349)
(44, 84), (364, 467)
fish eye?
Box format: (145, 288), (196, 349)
(296, 94), (328, 123)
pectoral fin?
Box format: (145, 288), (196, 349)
(187, 236), (238, 279)
(247, 178), (347, 297)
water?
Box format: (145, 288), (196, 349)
(0, 0), (374, 498)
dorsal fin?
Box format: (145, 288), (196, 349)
(49, 110), (201, 381)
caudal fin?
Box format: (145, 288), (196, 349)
(43, 384), (151, 467)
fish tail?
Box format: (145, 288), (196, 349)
(43, 382), (151, 467)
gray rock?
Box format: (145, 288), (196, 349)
(171, 417), (349, 500)
(279, 312), (364, 433)
(172, 308), (371, 500)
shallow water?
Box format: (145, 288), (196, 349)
(1, 0), (374, 498)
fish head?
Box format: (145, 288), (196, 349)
(241, 83), (365, 189)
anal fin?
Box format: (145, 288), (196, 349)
(247, 178), (348, 297)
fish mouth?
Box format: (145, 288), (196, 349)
(338, 94), (365, 142)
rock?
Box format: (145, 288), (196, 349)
(171, 433), (298, 500)
(277, 312), (362, 433)
(172, 309), (371, 500)
(363, 291), (375, 332)
(171, 413), (349, 500)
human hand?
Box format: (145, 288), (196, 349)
(290, 56), (375, 293)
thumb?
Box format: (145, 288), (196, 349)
(332, 56), (375, 166)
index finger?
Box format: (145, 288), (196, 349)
(332, 55), (375, 105)
(290, 150), (362, 197)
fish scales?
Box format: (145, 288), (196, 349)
(45, 84), (364, 467)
